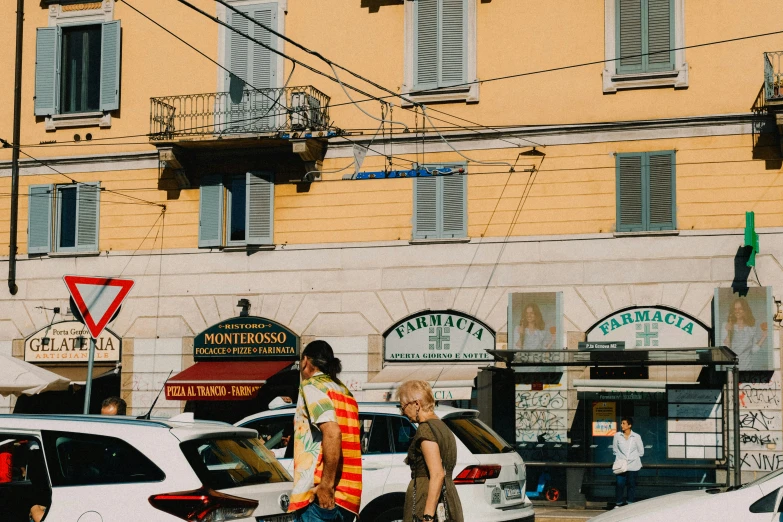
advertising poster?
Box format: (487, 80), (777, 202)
(592, 401), (617, 436)
(508, 292), (563, 351)
(714, 287), (773, 371)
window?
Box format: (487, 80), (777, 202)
(243, 416), (294, 459)
(199, 172), (274, 248)
(403, 0), (478, 103)
(180, 437), (291, 490)
(34, 21), (121, 117)
(360, 415), (392, 455)
(0, 436), (50, 521)
(389, 415), (416, 454)
(28, 183), (100, 254)
(42, 431), (164, 486)
(442, 417), (515, 454)
(603, 0), (687, 92)
(220, 2), (280, 133)
(615, 151), (676, 232)
(413, 165), (467, 240)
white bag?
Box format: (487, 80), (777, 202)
(612, 458), (628, 475)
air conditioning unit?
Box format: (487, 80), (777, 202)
(291, 92), (325, 130)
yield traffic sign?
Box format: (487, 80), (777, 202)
(63, 275), (134, 339)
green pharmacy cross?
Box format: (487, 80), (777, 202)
(429, 326), (451, 351)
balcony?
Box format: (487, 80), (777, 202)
(764, 52), (783, 107)
(150, 86), (333, 187)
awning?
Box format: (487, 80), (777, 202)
(0, 354), (71, 397)
(165, 361), (293, 401)
(362, 364), (484, 402)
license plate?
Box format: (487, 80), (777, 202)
(257, 515), (295, 522)
(503, 482), (522, 500)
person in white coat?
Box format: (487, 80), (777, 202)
(613, 417), (644, 508)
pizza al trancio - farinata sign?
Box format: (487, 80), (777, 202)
(384, 311), (495, 362)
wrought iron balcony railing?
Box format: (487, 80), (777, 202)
(150, 85), (331, 140)
(764, 52), (783, 101)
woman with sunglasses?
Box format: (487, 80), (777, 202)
(397, 380), (463, 522)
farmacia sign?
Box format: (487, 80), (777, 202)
(586, 306), (709, 348)
(384, 311), (495, 361)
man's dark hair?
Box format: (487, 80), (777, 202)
(302, 340), (342, 382)
(621, 416), (634, 427)
(102, 396), (127, 415)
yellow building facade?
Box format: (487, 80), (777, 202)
(1, 0), (783, 496)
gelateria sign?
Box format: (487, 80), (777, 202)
(586, 306), (709, 348)
(194, 316), (299, 361)
(384, 311), (495, 361)
(24, 321), (121, 363)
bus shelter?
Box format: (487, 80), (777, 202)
(486, 347), (740, 507)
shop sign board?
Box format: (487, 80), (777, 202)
(586, 306), (709, 349)
(194, 316), (299, 361)
(383, 310), (495, 361)
(24, 321), (121, 363)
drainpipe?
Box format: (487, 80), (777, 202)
(8, 0), (24, 295)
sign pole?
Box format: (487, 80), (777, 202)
(83, 336), (97, 414)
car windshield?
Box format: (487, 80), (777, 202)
(180, 437), (291, 490)
(739, 467), (783, 490)
(442, 416), (515, 454)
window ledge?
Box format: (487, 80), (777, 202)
(603, 65), (689, 93)
(613, 230), (680, 238)
(40, 251), (102, 258)
(399, 82), (479, 106)
(45, 111), (111, 131)
(203, 245), (276, 252)
(409, 237), (472, 245)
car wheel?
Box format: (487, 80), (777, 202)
(372, 506), (405, 522)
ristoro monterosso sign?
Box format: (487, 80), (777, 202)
(586, 306), (709, 348)
(384, 310), (495, 361)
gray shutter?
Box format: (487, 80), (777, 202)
(647, 151), (676, 230)
(246, 171), (274, 245)
(413, 177), (438, 239)
(76, 182), (100, 252)
(227, 10), (251, 130)
(616, 0), (643, 74)
(28, 184), (53, 254)
(249, 4), (277, 130)
(441, 174), (467, 238)
(646, 0), (674, 71)
(415, 0), (439, 90)
(439, 0), (467, 86)
(616, 154), (644, 231)
(34, 27), (59, 116)
(100, 21), (121, 111)
(199, 175), (223, 247)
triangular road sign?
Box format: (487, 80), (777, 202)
(63, 275), (134, 339)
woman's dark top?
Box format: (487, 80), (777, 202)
(403, 418), (464, 522)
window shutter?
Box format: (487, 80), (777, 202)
(75, 183), (100, 252)
(99, 21), (121, 111)
(34, 27), (59, 116)
(227, 10), (251, 131)
(28, 184), (53, 254)
(647, 151), (675, 230)
(616, 154), (644, 231)
(413, 177), (438, 239)
(439, 0), (467, 86)
(646, 0), (674, 71)
(199, 175), (224, 248)
(616, 0), (643, 74)
(415, 0), (439, 90)
(249, 4), (277, 130)
(246, 171), (274, 245)
(441, 174), (467, 238)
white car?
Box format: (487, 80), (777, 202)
(588, 468), (783, 521)
(0, 413), (293, 521)
(236, 402), (535, 522)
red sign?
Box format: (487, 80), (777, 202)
(63, 275), (134, 339)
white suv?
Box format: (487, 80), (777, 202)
(236, 403), (535, 522)
(0, 414), (294, 522)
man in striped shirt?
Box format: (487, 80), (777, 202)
(289, 340), (362, 522)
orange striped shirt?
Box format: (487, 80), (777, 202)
(289, 373), (362, 515)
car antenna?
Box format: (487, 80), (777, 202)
(138, 370), (173, 420)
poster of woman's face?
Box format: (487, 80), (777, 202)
(714, 287), (773, 371)
(508, 292), (563, 351)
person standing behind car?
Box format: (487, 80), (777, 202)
(288, 340), (362, 522)
(398, 380), (463, 522)
(613, 417), (644, 508)
(100, 396), (126, 416)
